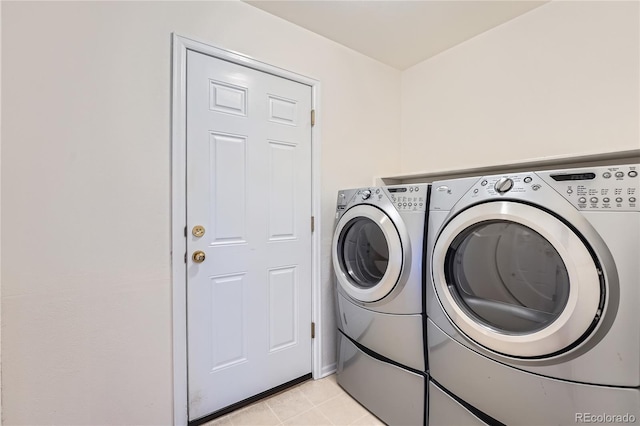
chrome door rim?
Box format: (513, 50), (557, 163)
(333, 205), (403, 302)
(432, 201), (602, 358)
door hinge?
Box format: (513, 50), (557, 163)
(311, 109), (316, 127)
(311, 322), (316, 339)
(311, 216), (315, 232)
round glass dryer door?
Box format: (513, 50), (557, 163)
(447, 221), (570, 333)
(432, 201), (603, 358)
(340, 217), (389, 287)
(333, 205), (404, 303)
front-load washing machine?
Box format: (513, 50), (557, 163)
(333, 184), (430, 425)
(426, 164), (640, 425)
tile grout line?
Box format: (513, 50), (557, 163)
(206, 375), (347, 426)
(349, 411), (372, 425)
(290, 378), (344, 425)
(268, 382), (334, 425)
(265, 390), (303, 425)
(263, 399), (282, 425)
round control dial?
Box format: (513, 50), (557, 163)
(494, 177), (514, 194)
(361, 190), (372, 200)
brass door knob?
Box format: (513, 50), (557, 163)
(192, 225), (205, 237)
(192, 251), (206, 263)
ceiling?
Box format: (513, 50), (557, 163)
(245, 1), (548, 70)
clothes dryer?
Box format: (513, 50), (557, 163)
(426, 165), (640, 425)
(333, 184), (430, 425)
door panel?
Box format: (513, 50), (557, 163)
(209, 132), (247, 244)
(186, 50), (312, 420)
(268, 141), (296, 240)
(268, 266), (297, 351)
(210, 273), (247, 370)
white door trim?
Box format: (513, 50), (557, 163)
(171, 34), (322, 426)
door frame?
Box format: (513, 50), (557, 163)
(170, 34), (322, 426)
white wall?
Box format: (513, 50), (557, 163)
(400, 1), (640, 175)
(0, 1), (400, 424)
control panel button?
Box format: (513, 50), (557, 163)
(615, 171), (624, 178)
(629, 171), (638, 178)
(415, 187), (419, 192)
(361, 190), (372, 200)
(532, 184), (541, 191)
(578, 197), (587, 204)
(631, 197), (637, 203)
(590, 197), (598, 203)
(616, 197), (623, 203)
(524, 176), (532, 183)
(603, 172), (612, 179)
(603, 197), (610, 203)
(567, 189), (573, 194)
(481, 180), (488, 186)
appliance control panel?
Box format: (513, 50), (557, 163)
(466, 164), (639, 212)
(386, 185), (429, 211)
(336, 190), (355, 213)
(467, 174), (541, 198)
(337, 185), (428, 212)
(538, 165), (639, 211)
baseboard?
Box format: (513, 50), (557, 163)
(321, 362), (337, 378)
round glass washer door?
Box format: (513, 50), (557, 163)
(432, 201), (602, 358)
(333, 205), (404, 303)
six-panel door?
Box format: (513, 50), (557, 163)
(186, 50), (313, 420)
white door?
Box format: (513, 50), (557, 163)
(186, 50), (313, 420)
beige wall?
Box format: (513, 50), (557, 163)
(0, 1), (401, 424)
(4, 0), (639, 424)
(0, 1), (3, 421)
(400, 1), (640, 175)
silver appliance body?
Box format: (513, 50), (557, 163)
(426, 165), (640, 425)
(429, 381), (488, 426)
(333, 184), (430, 425)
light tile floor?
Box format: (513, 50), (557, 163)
(205, 374), (385, 426)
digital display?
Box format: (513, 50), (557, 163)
(550, 173), (596, 181)
(388, 188), (408, 193)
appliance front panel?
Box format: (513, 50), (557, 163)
(336, 292), (425, 371)
(427, 320), (640, 426)
(337, 332), (426, 426)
